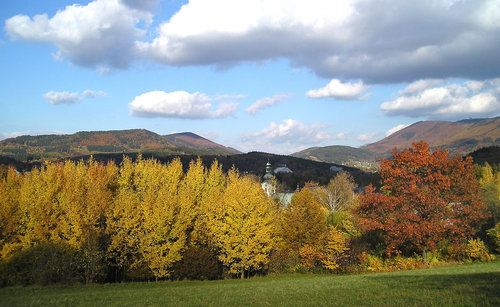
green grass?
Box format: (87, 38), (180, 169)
(1, 262), (499, 306)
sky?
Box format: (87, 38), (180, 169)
(1, 0), (500, 154)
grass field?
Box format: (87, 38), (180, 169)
(1, 262), (499, 306)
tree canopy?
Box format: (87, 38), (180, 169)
(356, 141), (488, 256)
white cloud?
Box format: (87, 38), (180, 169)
(213, 94), (246, 100)
(398, 79), (444, 96)
(43, 90), (105, 105)
(43, 91), (81, 105)
(335, 132), (348, 139)
(5, 0), (152, 69)
(241, 119), (330, 154)
(7, 1), (500, 81)
(82, 89), (106, 98)
(129, 90), (239, 119)
(386, 124), (410, 137)
(381, 78), (500, 119)
(214, 102), (239, 118)
(246, 94), (289, 115)
(357, 132), (378, 143)
(137, 0), (500, 83)
(306, 79), (370, 100)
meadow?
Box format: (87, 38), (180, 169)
(1, 262), (499, 306)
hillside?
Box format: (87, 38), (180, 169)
(0, 129), (238, 161)
(362, 116), (500, 155)
(163, 132), (240, 155)
(291, 145), (378, 171)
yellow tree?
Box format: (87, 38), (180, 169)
(178, 158), (206, 244)
(479, 162), (495, 188)
(281, 184), (328, 250)
(316, 172), (357, 212)
(192, 159), (225, 246)
(208, 168), (278, 279)
(18, 162), (66, 247)
(140, 157), (186, 279)
(107, 156), (145, 276)
(322, 226), (349, 270)
(58, 158), (118, 283)
(0, 167), (22, 259)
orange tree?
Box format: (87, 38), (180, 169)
(356, 142), (488, 256)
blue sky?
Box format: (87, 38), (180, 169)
(1, 0), (499, 154)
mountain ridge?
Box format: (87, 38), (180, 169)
(362, 116), (500, 155)
(0, 129), (239, 161)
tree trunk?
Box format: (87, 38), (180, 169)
(241, 270), (245, 279)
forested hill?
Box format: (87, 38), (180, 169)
(0, 151), (380, 191)
(362, 116), (500, 156)
(0, 129), (238, 161)
(291, 145), (378, 171)
(163, 132), (240, 154)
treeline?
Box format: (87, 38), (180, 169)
(1, 142), (499, 286)
(0, 156), (370, 285)
(0, 156), (280, 284)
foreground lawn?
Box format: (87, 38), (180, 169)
(1, 262), (499, 306)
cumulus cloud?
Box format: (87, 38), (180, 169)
(246, 94), (289, 115)
(214, 102), (239, 118)
(129, 90), (239, 119)
(241, 119), (330, 154)
(386, 124), (410, 137)
(137, 0), (500, 83)
(357, 132), (378, 143)
(335, 132), (349, 139)
(43, 90), (105, 105)
(5, 0), (152, 69)
(307, 79), (370, 100)
(381, 78), (500, 119)
(6, 1), (500, 81)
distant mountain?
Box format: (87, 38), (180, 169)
(0, 129), (238, 161)
(291, 145), (378, 171)
(163, 132), (240, 154)
(362, 116), (500, 156)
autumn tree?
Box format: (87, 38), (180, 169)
(356, 141), (488, 256)
(107, 156), (193, 280)
(315, 172), (361, 238)
(322, 226), (349, 270)
(140, 157), (186, 279)
(478, 162), (500, 224)
(316, 172), (357, 212)
(207, 168), (278, 279)
(281, 183), (328, 250)
(0, 167), (22, 259)
(18, 162), (66, 247)
(58, 158), (118, 283)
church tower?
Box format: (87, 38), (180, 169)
(261, 161), (276, 196)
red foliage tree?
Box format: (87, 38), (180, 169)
(356, 141), (488, 256)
